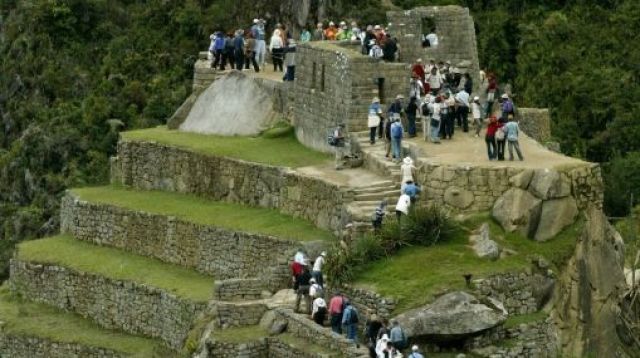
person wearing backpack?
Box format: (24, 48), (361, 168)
(368, 97), (383, 144)
(501, 93), (515, 122)
(389, 319), (408, 351)
(311, 251), (326, 287)
(390, 119), (403, 163)
(485, 115), (501, 160)
(312, 296), (328, 325)
(329, 292), (345, 334)
(211, 32), (226, 69)
(342, 299), (359, 342)
(505, 115), (524, 161)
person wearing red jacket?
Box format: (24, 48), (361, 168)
(411, 59), (425, 82)
(485, 115), (502, 160)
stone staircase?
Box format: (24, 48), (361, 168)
(345, 179), (399, 230)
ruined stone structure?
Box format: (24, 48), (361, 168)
(293, 42), (408, 152)
(387, 6), (481, 92)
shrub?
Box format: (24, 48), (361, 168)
(403, 205), (458, 246)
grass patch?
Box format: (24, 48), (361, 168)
(211, 325), (267, 343)
(121, 126), (330, 168)
(278, 333), (342, 355)
(0, 286), (170, 357)
(71, 186), (334, 242)
(352, 213), (582, 313)
(16, 235), (213, 302)
(503, 310), (549, 329)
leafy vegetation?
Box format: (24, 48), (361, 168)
(121, 126), (329, 168)
(0, 285), (168, 357)
(72, 185), (334, 242)
(16, 235), (214, 302)
(326, 205), (458, 286)
(352, 214), (582, 313)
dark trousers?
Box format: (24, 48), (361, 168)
(244, 52), (260, 72)
(485, 135), (497, 159)
(407, 113), (416, 136)
(369, 126), (377, 144)
(457, 106), (469, 132)
(331, 314), (343, 334)
(497, 139), (506, 160)
(234, 50), (244, 71)
(485, 101), (494, 118)
(378, 119), (384, 138)
(212, 49), (223, 68)
(272, 49), (284, 72)
(284, 65), (295, 81)
(443, 111), (455, 139)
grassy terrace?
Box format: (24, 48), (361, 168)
(0, 286), (169, 357)
(120, 126), (330, 168)
(16, 235), (213, 302)
(353, 214), (582, 313)
(71, 185), (334, 242)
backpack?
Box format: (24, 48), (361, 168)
(496, 127), (505, 140)
(214, 37), (225, 50)
(347, 306), (359, 324)
(503, 100), (514, 113)
(316, 305), (327, 316)
(371, 46), (383, 59)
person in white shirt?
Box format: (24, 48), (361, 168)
(400, 156), (416, 189)
(312, 251), (326, 287)
(269, 29), (284, 72)
(426, 66), (442, 95)
(471, 96), (483, 137)
(311, 297), (327, 325)
(429, 96), (442, 143)
(309, 278), (323, 298)
(395, 193), (411, 222)
(454, 89), (470, 132)
(426, 31), (438, 47)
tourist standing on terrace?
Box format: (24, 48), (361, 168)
(210, 31), (225, 69)
(500, 93), (515, 122)
(426, 66), (442, 95)
(505, 115), (524, 161)
(364, 314), (382, 357)
(311, 251), (326, 287)
(485, 115), (500, 160)
(300, 27), (311, 43)
(251, 19), (267, 69)
(382, 34), (398, 62)
(313, 22), (325, 41)
(411, 59), (425, 82)
(243, 32), (260, 72)
(329, 291), (345, 334)
(332, 123), (348, 170)
(390, 118), (404, 162)
(430, 96), (442, 143)
(325, 22), (338, 40)
(400, 156), (416, 185)
(233, 30), (245, 70)
(283, 39), (296, 81)
(342, 299), (359, 343)
(472, 96), (483, 137)
(368, 97), (383, 144)
(406, 96), (419, 137)
(269, 29), (284, 72)
(442, 92), (456, 139)
(485, 72), (498, 117)
(455, 88), (470, 132)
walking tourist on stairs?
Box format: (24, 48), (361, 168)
(395, 193), (410, 222)
(329, 291), (345, 334)
(342, 299), (360, 343)
(312, 296), (328, 325)
(311, 251), (326, 287)
(294, 263), (312, 313)
(368, 97), (383, 144)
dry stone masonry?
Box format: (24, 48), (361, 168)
(9, 260), (206, 350)
(0, 334), (126, 358)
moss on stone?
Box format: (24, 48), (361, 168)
(0, 285), (169, 357)
(120, 126), (330, 168)
(16, 235), (214, 302)
(71, 185), (335, 242)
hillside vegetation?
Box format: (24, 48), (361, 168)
(1, 0), (639, 280)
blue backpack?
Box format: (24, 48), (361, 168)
(214, 36), (225, 50)
(391, 123), (403, 138)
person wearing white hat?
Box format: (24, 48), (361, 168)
(309, 277), (324, 299)
(388, 96), (405, 162)
(312, 251), (326, 287)
(368, 97), (383, 144)
(313, 22), (325, 41)
(472, 96), (483, 137)
(325, 22), (338, 40)
(500, 93), (515, 122)
(311, 295), (327, 325)
(376, 334), (397, 357)
(408, 345), (424, 358)
(400, 156), (416, 185)
(294, 263), (312, 313)
(251, 18), (267, 69)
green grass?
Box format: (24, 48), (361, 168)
(278, 333), (341, 355)
(0, 286), (170, 357)
(353, 213), (582, 313)
(71, 185), (334, 242)
(121, 126), (330, 168)
(503, 310), (549, 329)
(16, 235), (213, 302)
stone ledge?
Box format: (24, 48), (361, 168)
(205, 336), (339, 357)
(60, 193), (295, 287)
(9, 259), (206, 350)
(113, 140), (349, 232)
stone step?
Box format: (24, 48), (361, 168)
(353, 189), (400, 201)
(0, 285), (170, 357)
(10, 236), (212, 350)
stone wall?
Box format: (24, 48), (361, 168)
(9, 260), (206, 350)
(60, 193), (294, 286)
(113, 140), (349, 232)
(273, 308), (368, 358)
(293, 42), (408, 152)
(214, 278), (270, 301)
(470, 318), (559, 358)
(340, 285), (397, 319)
(206, 337), (338, 357)
(414, 162), (603, 213)
(0, 333), (125, 358)
(474, 271), (555, 315)
(518, 108), (552, 143)
(387, 6), (481, 94)
(214, 301), (268, 328)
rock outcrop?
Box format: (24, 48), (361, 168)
(492, 188), (542, 238)
(554, 207), (634, 357)
(469, 223), (501, 260)
(394, 291), (507, 341)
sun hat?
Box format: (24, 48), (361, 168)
(403, 157), (413, 165)
(320, 251), (327, 256)
(501, 93), (509, 99)
(412, 345), (419, 351)
(381, 334), (390, 341)
(374, 25), (382, 30)
(310, 278), (316, 283)
(474, 96), (480, 101)
(253, 18), (259, 23)
(372, 97), (380, 103)
(340, 21), (346, 26)
(396, 94), (404, 99)
(329, 21), (335, 26)
(417, 58), (422, 63)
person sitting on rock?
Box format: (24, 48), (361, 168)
(294, 263), (312, 314)
(312, 296), (328, 325)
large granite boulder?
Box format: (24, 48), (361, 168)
(534, 197), (578, 241)
(529, 169), (571, 200)
(394, 292), (507, 341)
(492, 188), (542, 238)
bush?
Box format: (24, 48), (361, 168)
(327, 204), (457, 285)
